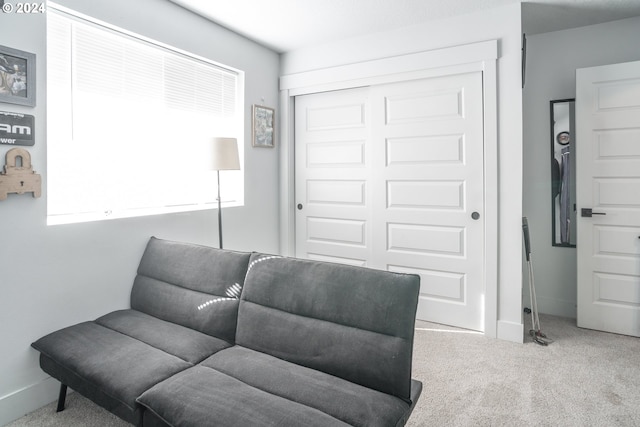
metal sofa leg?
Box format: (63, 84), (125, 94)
(56, 384), (68, 412)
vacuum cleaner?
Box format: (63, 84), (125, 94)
(522, 217), (553, 346)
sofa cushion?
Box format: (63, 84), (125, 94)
(236, 253), (420, 401)
(96, 309), (232, 364)
(131, 237), (251, 342)
(31, 322), (191, 415)
(202, 346), (412, 427)
(137, 365), (351, 427)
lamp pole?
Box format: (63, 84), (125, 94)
(211, 138), (240, 249)
(210, 137), (240, 250)
(217, 170), (223, 249)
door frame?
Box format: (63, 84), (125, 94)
(278, 40), (499, 337)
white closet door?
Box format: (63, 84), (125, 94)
(371, 73), (485, 331)
(295, 72), (485, 331)
(295, 88), (372, 266)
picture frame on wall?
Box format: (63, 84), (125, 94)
(252, 104), (275, 148)
(0, 45), (36, 108)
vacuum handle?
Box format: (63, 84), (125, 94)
(522, 217), (532, 261)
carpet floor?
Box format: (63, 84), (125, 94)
(408, 314), (640, 426)
(7, 314), (640, 426)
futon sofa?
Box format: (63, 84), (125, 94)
(31, 237), (422, 426)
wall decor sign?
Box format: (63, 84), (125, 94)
(0, 45), (36, 107)
(0, 147), (42, 200)
(252, 104), (275, 148)
(0, 110), (35, 145)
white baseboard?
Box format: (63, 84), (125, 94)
(497, 320), (524, 343)
(536, 295), (577, 318)
(0, 376), (59, 426)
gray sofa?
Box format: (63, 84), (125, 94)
(32, 237), (422, 426)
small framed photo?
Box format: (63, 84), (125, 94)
(0, 45), (36, 107)
(252, 104), (275, 148)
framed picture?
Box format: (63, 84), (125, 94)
(0, 45), (36, 107)
(252, 104), (275, 148)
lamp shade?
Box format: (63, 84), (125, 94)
(211, 137), (240, 171)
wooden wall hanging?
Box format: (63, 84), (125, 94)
(0, 147), (41, 200)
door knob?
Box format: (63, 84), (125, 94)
(471, 212), (480, 220)
(581, 208), (606, 218)
(297, 203), (303, 210)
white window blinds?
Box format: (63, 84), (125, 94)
(47, 7), (243, 224)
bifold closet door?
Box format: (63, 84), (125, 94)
(295, 72), (486, 331)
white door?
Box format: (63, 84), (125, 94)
(295, 73), (485, 331)
(370, 74), (485, 331)
(295, 88), (372, 267)
(576, 60), (640, 337)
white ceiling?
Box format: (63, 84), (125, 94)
(169, 0), (640, 53)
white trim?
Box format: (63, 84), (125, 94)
(482, 58), (499, 339)
(0, 376), (60, 425)
(46, 200), (242, 226)
(278, 90), (296, 256)
(279, 40), (500, 336)
(497, 320), (525, 343)
(280, 40), (497, 93)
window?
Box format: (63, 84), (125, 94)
(47, 5), (244, 225)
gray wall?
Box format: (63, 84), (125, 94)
(522, 15), (640, 317)
(0, 0), (279, 423)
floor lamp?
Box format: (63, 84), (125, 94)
(211, 137), (240, 249)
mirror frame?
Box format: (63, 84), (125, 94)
(550, 98), (576, 248)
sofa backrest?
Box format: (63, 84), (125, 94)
(236, 253), (420, 401)
(131, 237), (251, 343)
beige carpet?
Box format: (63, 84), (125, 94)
(7, 314), (640, 426)
(408, 314), (640, 426)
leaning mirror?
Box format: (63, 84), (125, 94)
(550, 99), (576, 247)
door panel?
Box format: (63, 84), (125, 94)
(387, 223), (465, 255)
(577, 60), (640, 337)
(371, 73), (484, 331)
(295, 72), (485, 331)
(387, 180), (465, 210)
(306, 142), (365, 167)
(295, 88), (371, 266)
(386, 134), (464, 164)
